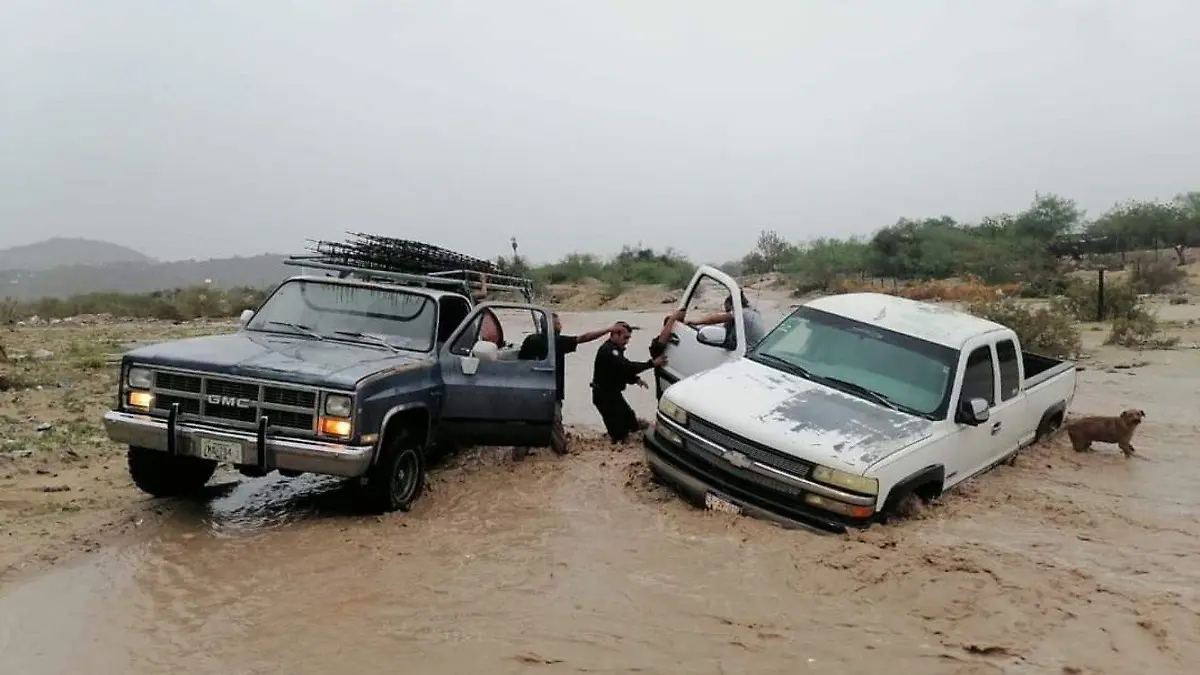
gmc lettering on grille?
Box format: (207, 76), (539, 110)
(206, 394), (253, 409)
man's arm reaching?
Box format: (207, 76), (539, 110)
(688, 311), (732, 327)
(620, 354), (666, 384)
(471, 274), (490, 302)
(657, 308), (686, 344)
(577, 324), (616, 344)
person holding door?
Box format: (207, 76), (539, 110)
(591, 322), (667, 443)
(649, 308), (687, 398)
(516, 312), (619, 457)
(686, 291), (768, 351)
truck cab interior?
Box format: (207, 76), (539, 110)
(436, 295), (473, 345)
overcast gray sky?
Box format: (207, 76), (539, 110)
(2, 0), (1198, 264)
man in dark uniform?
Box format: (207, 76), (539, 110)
(648, 308), (686, 399)
(517, 312), (617, 456)
(591, 322), (667, 444)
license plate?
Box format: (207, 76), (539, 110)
(704, 492), (742, 516)
(196, 438), (244, 464)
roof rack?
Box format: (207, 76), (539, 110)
(283, 233), (536, 301)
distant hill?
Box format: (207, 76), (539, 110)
(1, 253), (295, 301)
(0, 238), (155, 271)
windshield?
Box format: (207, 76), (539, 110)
(246, 280), (437, 352)
(749, 306), (957, 419)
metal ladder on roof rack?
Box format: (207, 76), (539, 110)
(282, 257), (536, 303)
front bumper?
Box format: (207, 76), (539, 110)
(643, 422), (875, 534)
(103, 410), (376, 478)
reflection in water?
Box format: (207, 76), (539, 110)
(1, 308), (1198, 674)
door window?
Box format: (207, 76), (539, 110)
(450, 308), (546, 360)
(685, 274), (739, 348)
(960, 345), (996, 407)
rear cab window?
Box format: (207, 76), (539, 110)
(995, 339), (1020, 402)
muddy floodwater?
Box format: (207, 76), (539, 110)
(2, 307), (1198, 674)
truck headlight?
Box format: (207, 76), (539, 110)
(324, 394), (353, 417)
(127, 367), (153, 389)
(658, 397), (688, 426)
(811, 465), (879, 496)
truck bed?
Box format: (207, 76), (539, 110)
(1024, 351), (1075, 390)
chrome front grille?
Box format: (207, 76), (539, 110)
(686, 416), (815, 478)
(148, 369), (320, 433)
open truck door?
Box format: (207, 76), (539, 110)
(655, 265), (747, 399)
(437, 303), (559, 448)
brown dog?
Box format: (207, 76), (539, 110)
(1066, 409), (1145, 457)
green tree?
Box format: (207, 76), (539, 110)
(741, 229), (797, 274)
(1088, 200), (1185, 263)
(1010, 192), (1084, 240)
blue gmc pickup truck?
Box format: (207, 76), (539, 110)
(103, 259), (561, 513)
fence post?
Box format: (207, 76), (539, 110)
(1096, 268), (1106, 321)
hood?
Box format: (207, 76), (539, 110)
(124, 331), (432, 389)
(665, 357), (934, 474)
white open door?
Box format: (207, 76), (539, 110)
(655, 265), (746, 398)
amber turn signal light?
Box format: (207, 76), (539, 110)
(319, 416), (352, 438)
(128, 391), (154, 409)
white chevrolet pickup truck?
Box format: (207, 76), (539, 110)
(645, 266), (1079, 532)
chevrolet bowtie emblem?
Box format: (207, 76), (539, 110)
(722, 450), (752, 469)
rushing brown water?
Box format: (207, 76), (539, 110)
(2, 308), (1198, 675)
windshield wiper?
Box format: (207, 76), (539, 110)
(266, 321), (325, 341)
(332, 331), (400, 353)
(752, 352), (820, 382)
(819, 376), (915, 414)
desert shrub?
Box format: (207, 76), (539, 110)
(1016, 272), (1070, 298)
(966, 298), (1081, 359)
(792, 277), (829, 297)
(531, 246), (695, 290)
(1169, 295), (1189, 305)
(1105, 307), (1179, 349)
(830, 277), (1023, 303)
(1061, 277), (1139, 322)
(600, 273), (626, 303)
(1129, 259), (1187, 294)
(0, 298), (17, 327)
(7, 285), (271, 322)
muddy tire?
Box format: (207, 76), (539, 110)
(127, 446), (218, 498)
(1036, 414), (1063, 442)
(363, 431), (427, 514)
(879, 487), (928, 525)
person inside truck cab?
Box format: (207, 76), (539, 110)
(479, 307), (503, 346)
(686, 291), (767, 350)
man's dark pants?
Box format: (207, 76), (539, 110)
(592, 388), (640, 443)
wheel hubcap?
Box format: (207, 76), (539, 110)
(392, 451), (418, 502)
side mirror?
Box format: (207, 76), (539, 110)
(460, 356), (480, 376)
(956, 397), (990, 426)
(696, 325), (728, 348)
(238, 309), (254, 327)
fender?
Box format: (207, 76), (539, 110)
(1035, 400), (1067, 440)
(373, 402), (432, 466)
(881, 464), (945, 514)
